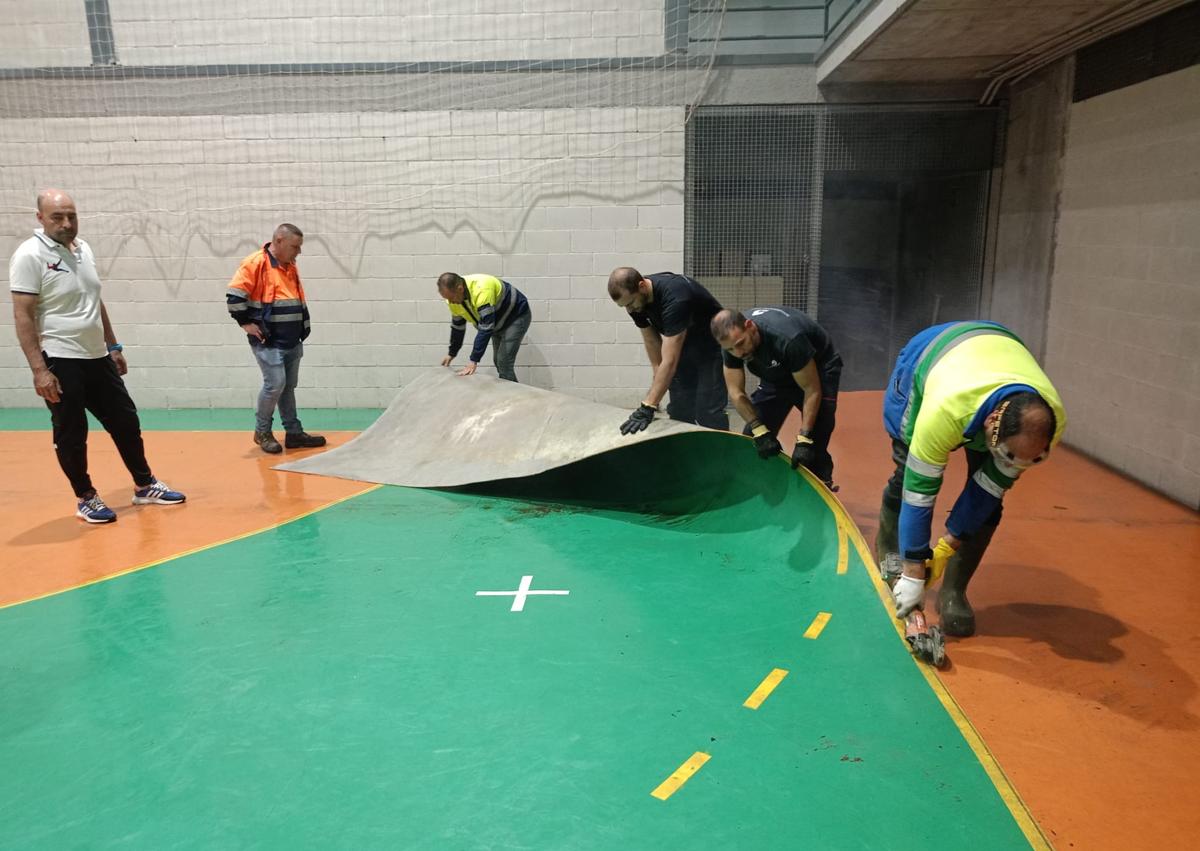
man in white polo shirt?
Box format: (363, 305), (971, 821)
(9, 189), (185, 523)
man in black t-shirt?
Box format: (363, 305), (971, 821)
(607, 267), (729, 434)
(711, 306), (843, 487)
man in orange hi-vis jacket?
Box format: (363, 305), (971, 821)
(225, 223), (326, 455)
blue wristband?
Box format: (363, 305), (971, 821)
(107, 343), (123, 353)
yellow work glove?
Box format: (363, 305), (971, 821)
(925, 536), (957, 585)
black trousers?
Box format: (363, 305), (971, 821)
(44, 354), (153, 498)
(742, 373), (840, 484)
(666, 349), (729, 430)
(882, 437), (1004, 528)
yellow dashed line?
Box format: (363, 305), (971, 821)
(803, 611), (832, 639)
(743, 668), (788, 710)
(836, 521), (849, 574)
(651, 752), (711, 801)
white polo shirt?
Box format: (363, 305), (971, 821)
(9, 228), (107, 359)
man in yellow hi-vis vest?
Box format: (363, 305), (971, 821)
(437, 272), (531, 382)
(878, 320), (1066, 637)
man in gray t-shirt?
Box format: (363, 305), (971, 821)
(9, 189), (185, 523)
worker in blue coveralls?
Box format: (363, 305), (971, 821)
(877, 320), (1066, 636)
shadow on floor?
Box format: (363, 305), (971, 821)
(952, 561), (1197, 731)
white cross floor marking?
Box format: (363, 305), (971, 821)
(475, 575), (570, 612)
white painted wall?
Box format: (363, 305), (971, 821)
(0, 107), (684, 408)
(0, 3), (702, 409)
(109, 0), (664, 64)
(0, 1), (91, 67)
(1045, 64), (1200, 507)
(0, 0), (671, 71)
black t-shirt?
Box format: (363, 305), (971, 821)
(722, 306), (842, 387)
(628, 273), (722, 355)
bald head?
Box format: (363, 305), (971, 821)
(997, 392), (1054, 443)
(710, 308), (746, 341)
(1018, 403), (1054, 440)
(607, 267), (644, 300)
(37, 188), (74, 212)
(990, 392), (1056, 468)
(36, 189), (78, 246)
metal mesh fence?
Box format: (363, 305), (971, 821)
(686, 104), (1001, 390)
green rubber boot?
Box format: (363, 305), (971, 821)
(937, 523), (997, 637)
(875, 500), (900, 565)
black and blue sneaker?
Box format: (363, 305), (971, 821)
(132, 478), (186, 506)
(76, 494), (117, 524)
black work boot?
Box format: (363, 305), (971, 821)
(937, 522), (998, 637)
(285, 431), (327, 449)
(254, 431), (282, 454)
(875, 499), (900, 565)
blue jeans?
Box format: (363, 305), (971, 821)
(492, 309), (531, 382)
(251, 341), (304, 434)
(666, 349), (729, 430)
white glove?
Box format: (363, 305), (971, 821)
(892, 574), (926, 618)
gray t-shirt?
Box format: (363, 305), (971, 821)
(9, 229), (107, 359)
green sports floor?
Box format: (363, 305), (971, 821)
(0, 422), (1038, 849)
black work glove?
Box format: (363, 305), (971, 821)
(620, 403), (657, 435)
(791, 432), (817, 471)
(748, 420), (782, 459)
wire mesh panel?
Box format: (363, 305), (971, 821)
(686, 104), (1000, 390)
(0, 2), (729, 230)
(686, 107), (821, 313)
(0, 1), (730, 406)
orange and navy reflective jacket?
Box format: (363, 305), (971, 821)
(225, 244), (311, 349)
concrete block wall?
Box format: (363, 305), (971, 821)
(108, 0), (665, 64)
(0, 2), (91, 68)
(988, 60), (1073, 360)
(1045, 64), (1200, 508)
(0, 3), (703, 410)
(0, 106), (685, 409)
(2, 0), (668, 67)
